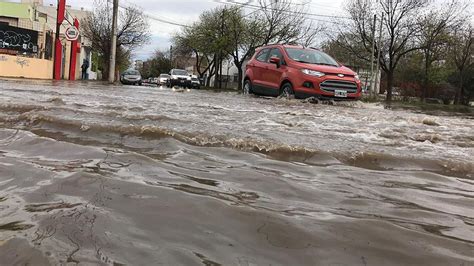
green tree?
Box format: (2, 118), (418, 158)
(417, 0), (464, 101)
(139, 50), (172, 79)
(449, 24), (474, 105)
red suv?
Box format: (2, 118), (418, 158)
(244, 45), (362, 99)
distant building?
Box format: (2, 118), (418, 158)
(0, 1), (96, 80)
(135, 60), (144, 69)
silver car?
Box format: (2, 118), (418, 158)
(158, 74), (170, 86)
(120, 70), (142, 85)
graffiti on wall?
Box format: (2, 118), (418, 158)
(15, 57), (29, 68)
(0, 55), (8, 62)
(0, 24), (38, 54)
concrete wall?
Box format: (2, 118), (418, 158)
(0, 54), (53, 79)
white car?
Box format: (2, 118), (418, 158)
(191, 76), (201, 89)
(158, 74), (170, 86)
(168, 69), (191, 88)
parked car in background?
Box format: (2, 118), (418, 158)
(168, 69), (191, 88)
(158, 74), (170, 86)
(244, 45), (362, 100)
(191, 76), (201, 89)
(120, 70), (142, 86)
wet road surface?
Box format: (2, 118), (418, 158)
(0, 79), (473, 265)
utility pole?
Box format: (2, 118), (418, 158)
(170, 45), (173, 68)
(369, 14), (377, 97)
(218, 8), (225, 89)
(108, 0), (119, 83)
(374, 13), (384, 97)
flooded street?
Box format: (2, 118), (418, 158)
(0, 79), (473, 265)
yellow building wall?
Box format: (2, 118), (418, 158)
(0, 54), (53, 79)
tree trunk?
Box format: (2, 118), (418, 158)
(386, 71), (394, 104)
(206, 73), (211, 87)
(206, 66), (213, 87)
(213, 55), (219, 89)
(194, 50), (201, 76)
(103, 63), (110, 81)
(422, 51), (430, 101)
(237, 66), (243, 91)
(218, 56), (223, 89)
(454, 73), (463, 105)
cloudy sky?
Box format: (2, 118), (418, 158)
(10, 0), (347, 59)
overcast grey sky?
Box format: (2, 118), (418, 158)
(9, 0), (349, 59)
(6, 0), (473, 60)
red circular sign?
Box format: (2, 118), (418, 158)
(65, 26), (79, 41)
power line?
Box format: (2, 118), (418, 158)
(306, 0), (344, 12)
(108, 0), (350, 28)
(106, 0), (191, 28)
(145, 13), (191, 28)
(234, 5), (351, 25)
(214, 0), (351, 20)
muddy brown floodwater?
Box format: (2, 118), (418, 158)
(0, 79), (473, 265)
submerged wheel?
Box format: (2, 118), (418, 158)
(243, 79), (253, 95)
(279, 82), (294, 99)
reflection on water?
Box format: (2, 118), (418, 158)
(0, 221), (34, 231)
(0, 79), (473, 265)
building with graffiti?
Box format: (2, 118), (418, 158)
(0, 0), (97, 80)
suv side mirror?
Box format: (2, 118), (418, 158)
(269, 57), (281, 68)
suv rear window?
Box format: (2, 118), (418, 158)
(255, 48), (270, 62)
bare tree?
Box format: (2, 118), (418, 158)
(298, 22), (325, 48)
(336, 0), (429, 103)
(82, 0), (150, 79)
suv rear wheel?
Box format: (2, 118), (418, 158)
(243, 79), (253, 95)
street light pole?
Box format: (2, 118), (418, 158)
(108, 0), (119, 83)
